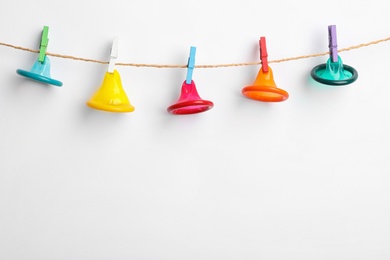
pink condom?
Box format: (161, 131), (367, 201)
(167, 80), (214, 115)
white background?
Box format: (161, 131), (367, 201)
(0, 0), (389, 259)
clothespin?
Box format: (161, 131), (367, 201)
(108, 37), (119, 73)
(38, 26), (49, 63)
(259, 37), (268, 72)
(186, 46), (196, 84)
(328, 25), (338, 62)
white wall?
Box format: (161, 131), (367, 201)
(1, 0), (389, 259)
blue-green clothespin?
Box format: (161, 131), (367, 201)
(16, 26), (62, 86)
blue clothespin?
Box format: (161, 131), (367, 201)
(186, 46), (196, 84)
(16, 26), (62, 87)
(328, 25), (338, 62)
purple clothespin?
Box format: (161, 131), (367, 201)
(328, 25), (338, 62)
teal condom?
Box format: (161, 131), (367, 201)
(310, 56), (358, 86)
(16, 56), (63, 87)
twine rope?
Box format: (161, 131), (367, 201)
(1, 37), (390, 68)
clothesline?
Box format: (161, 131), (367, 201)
(1, 36), (390, 68)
